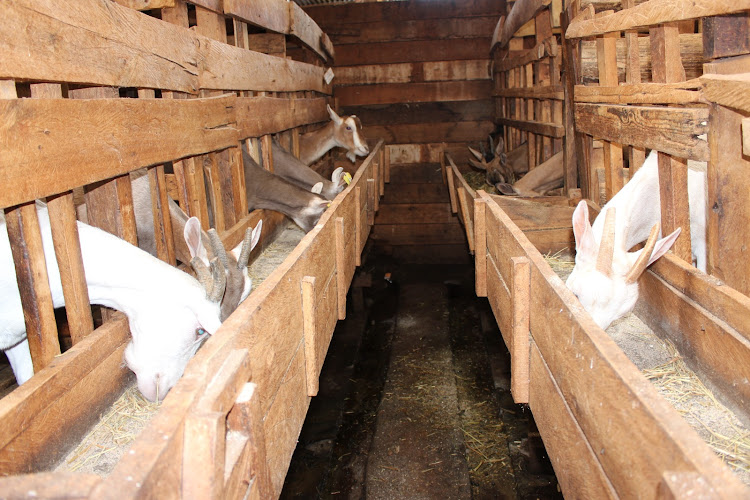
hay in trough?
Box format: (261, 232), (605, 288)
(247, 221), (306, 289)
(544, 254), (750, 484)
(57, 383), (160, 476)
(462, 171), (497, 195)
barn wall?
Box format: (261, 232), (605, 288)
(304, 0), (506, 261)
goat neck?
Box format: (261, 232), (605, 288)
(299, 105), (369, 165)
(271, 141), (344, 200)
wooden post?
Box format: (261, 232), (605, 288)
(622, 0), (646, 174)
(510, 256), (530, 404)
(335, 217), (347, 320)
(446, 168), (458, 214)
(651, 23), (692, 264)
(301, 276), (319, 397)
(355, 186), (362, 266)
(5, 203), (61, 372)
(147, 165), (176, 266)
(474, 197), (488, 297)
(457, 187), (475, 254)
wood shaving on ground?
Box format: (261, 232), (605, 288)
(57, 383), (160, 476)
(545, 254), (750, 485)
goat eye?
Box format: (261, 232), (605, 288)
(196, 328), (207, 336)
(346, 126), (352, 131)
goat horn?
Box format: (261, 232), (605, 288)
(207, 256), (227, 302)
(237, 227), (254, 270)
(625, 223), (661, 284)
(190, 257), (213, 295)
(596, 208), (616, 276)
(207, 228), (230, 272)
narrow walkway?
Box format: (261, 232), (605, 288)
(365, 282), (471, 498)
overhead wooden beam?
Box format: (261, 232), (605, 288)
(491, 0), (552, 51)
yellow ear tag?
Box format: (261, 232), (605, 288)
(343, 172), (352, 185)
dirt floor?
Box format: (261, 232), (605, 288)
(281, 247), (562, 499)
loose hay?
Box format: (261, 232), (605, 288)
(57, 383), (160, 476)
(544, 254), (750, 484)
(462, 171), (497, 195)
(247, 221), (306, 289)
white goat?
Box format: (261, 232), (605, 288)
(299, 105), (369, 165)
(1, 202), (227, 401)
(566, 151), (706, 330)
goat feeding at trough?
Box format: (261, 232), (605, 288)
(0, 202), (226, 402)
(271, 140), (348, 200)
(565, 151), (707, 330)
(131, 170), (262, 321)
(299, 105), (369, 165)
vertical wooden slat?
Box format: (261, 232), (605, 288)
(536, 9), (554, 161)
(183, 412), (226, 500)
(231, 146), (249, 222)
(446, 168), (458, 214)
(651, 23), (692, 264)
(335, 217), (347, 320)
(621, 0), (646, 175)
(147, 165), (176, 265)
(205, 153), (227, 232)
(366, 178), (375, 226)
(510, 256), (530, 404)
(301, 276), (319, 397)
(561, 2), (582, 195)
(261, 133), (274, 173)
(46, 193), (94, 345)
(474, 197), (487, 297)
(596, 16), (624, 200)
(384, 145), (391, 183)
(5, 203), (61, 372)
(457, 187), (474, 254)
(355, 186), (362, 266)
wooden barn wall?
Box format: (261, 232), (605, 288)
(304, 0), (506, 261)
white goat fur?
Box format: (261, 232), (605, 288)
(1, 203), (222, 401)
(566, 152), (706, 330)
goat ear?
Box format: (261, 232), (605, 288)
(572, 200), (597, 256)
(495, 136), (504, 156)
(469, 158), (487, 171)
(327, 104), (342, 125)
(332, 166), (344, 184)
(495, 183), (517, 196)
(642, 227), (682, 267)
(468, 147), (483, 161)
(184, 217), (208, 262)
(230, 219), (263, 265)
(311, 182), (323, 194)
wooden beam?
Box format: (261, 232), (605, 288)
(701, 73), (750, 114)
(566, 0), (750, 39)
(492, 0), (552, 51)
(337, 81), (492, 106)
(495, 117), (565, 138)
(575, 80), (704, 104)
(0, 96), (238, 209)
(574, 103), (709, 161)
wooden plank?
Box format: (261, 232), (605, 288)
(702, 12), (750, 60)
(566, 0), (750, 39)
(574, 103), (709, 161)
(493, 0), (553, 50)
(344, 101), (494, 128)
(528, 345), (618, 499)
(0, 472), (102, 499)
(301, 276), (319, 396)
(336, 81), (492, 106)
(5, 203), (60, 373)
(381, 183), (450, 204)
(510, 256), (531, 404)
(46, 192), (95, 345)
(370, 223), (466, 246)
(701, 72), (750, 114)
(494, 85), (564, 100)
(0, 315), (130, 473)
(365, 121), (496, 145)
(324, 16), (499, 45)
(0, 96), (238, 209)
(494, 36), (558, 72)
(374, 203), (454, 224)
(334, 60), (491, 86)
(333, 38), (492, 66)
(707, 103), (750, 296)
(305, 0), (505, 26)
(446, 168), (458, 214)
(457, 187), (475, 253)
(474, 196), (488, 297)
(495, 117), (565, 138)
(224, 0), (334, 61)
(575, 80), (704, 104)
(388, 163), (444, 184)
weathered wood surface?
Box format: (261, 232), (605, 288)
(325, 16), (499, 45)
(1, 0), (331, 94)
(566, 0), (750, 39)
(336, 81), (492, 106)
(491, 0), (552, 50)
(575, 79), (704, 104)
(224, 0), (334, 60)
(574, 103), (709, 161)
(701, 72), (750, 114)
(494, 36), (558, 72)
(365, 121), (496, 145)
(333, 39), (492, 66)
(334, 60), (491, 86)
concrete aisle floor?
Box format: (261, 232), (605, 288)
(281, 255), (561, 499)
